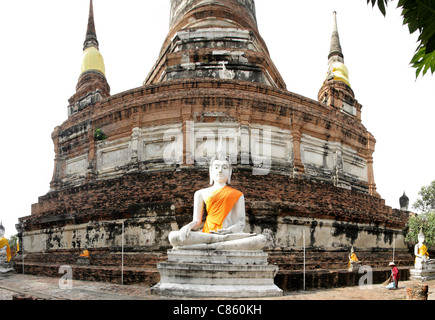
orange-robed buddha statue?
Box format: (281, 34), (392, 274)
(415, 229), (431, 268)
(0, 224), (11, 263)
(169, 154), (266, 250)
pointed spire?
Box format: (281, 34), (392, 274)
(324, 11), (351, 88)
(318, 11), (361, 118)
(145, 0), (286, 88)
(399, 191), (409, 210)
(329, 11), (344, 60)
(68, 0), (110, 116)
(84, 0), (99, 50)
(80, 0), (105, 76)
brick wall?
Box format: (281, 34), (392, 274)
(24, 168), (407, 232)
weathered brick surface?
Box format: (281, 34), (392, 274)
(14, 262), (160, 287)
(12, 294), (40, 301)
(25, 169), (408, 230)
(268, 250), (414, 271)
(50, 79), (376, 192)
(25, 168), (408, 231)
(276, 268), (410, 291)
(406, 284), (429, 300)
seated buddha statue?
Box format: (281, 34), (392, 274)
(169, 154), (267, 250)
(347, 246), (361, 271)
(415, 229), (432, 268)
(0, 224), (11, 263)
(79, 250), (90, 258)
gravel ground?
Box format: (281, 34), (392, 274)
(0, 288), (13, 300)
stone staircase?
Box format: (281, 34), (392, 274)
(12, 248), (415, 291)
(13, 250), (165, 286)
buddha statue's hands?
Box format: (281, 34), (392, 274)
(211, 228), (231, 235)
(179, 225), (192, 242)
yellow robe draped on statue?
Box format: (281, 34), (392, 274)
(416, 244), (430, 263)
(348, 253), (359, 268)
(203, 186), (243, 234)
(0, 237), (11, 263)
(80, 250), (90, 258)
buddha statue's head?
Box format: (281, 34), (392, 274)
(418, 229), (425, 244)
(0, 224), (4, 238)
(209, 153), (232, 185)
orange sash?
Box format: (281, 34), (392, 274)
(80, 250), (90, 258)
(203, 186), (243, 233)
(416, 244), (430, 263)
(348, 253), (358, 268)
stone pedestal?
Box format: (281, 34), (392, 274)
(0, 252), (14, 274)
(348, 261), (362, 272)
(410, 260), (435, 281)
(77, 257), (91, 265)
(151, 249), (283, 298)
(0, 262), (14, 273)
(0, 257), (14, 273)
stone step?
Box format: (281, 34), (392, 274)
(275, 267), (412, 291)
(13, 262), (160, 286)
(15, 252), (167, 268)
(13, 261), (413, 292)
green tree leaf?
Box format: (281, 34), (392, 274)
(368, 0), (435, 77)
(406, 211), (435, 249)
(367, 0), (389, 15)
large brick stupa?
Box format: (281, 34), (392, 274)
(16, 1), (412, 289)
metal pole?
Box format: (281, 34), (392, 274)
(393, 237), (396, 263)
(19, 237), (24, 274)
(121, 221), (124, 285)
(303, 229), (306, 291)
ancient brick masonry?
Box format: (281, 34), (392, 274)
(28, 168), (407, 231)
(406, 285), (429, 300)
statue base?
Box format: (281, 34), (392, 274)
(0, 262), (15, 274)
(77, 257), (90, 265)
(410, 260), (435, 281)
(151, 249), (283, 298)
(348, 261), (362, 272)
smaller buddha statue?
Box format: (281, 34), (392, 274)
(77, 248), (90, 265)
(0, 223), (14, 273)
(348, 246), (361, 272)
(414, 229), (432, 269)
(79, 250), (90, 258)
(0, 223), (11, 263)
(169, 154), (267, 250)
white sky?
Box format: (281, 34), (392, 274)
(0, 1), (433, 238)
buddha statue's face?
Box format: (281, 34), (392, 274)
(210, 159), (231, 185)
(418, 233), (425, 244)
(0, 228), (4, 238)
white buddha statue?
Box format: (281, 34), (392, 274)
(169, 154), (267, 250)
(0, 223), (14, 273)
(348, 246), (361, 272)
(414, 229), (432, 269)
(0, 223), (11, 264)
